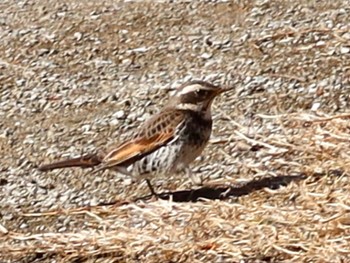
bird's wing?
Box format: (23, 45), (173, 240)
(101, 109), (185, 168)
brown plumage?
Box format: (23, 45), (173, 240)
(38, 154), (102, 171)
(38, 80), (229, 195)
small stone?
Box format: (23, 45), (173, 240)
(20, 223), (28, 229)
(201, 52), (212, 59)
(129, 46), (148, 53)
(342, 33), (350, 40)
(57, 11), (66, 17)
(340, 46), (350, 54)
(110, 119), (119, 126)
(316, 40), (326, 47)
(311, 102), (321, 111)
(90, 13), (100, 20)
(74, 32), (83, 41)
(15, 79), (26, 86)
(113, 110), (125, 119)
(81, 124), (91, 132)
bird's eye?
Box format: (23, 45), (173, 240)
(195, 90), (208, 97)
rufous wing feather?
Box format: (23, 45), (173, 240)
(101, 110), (184, 168)
(38, 110), (184, 172)
(102, 131), (174, 168)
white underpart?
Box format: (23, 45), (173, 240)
(131, 137), (183, 178)
(176, 101), (213, 120)
(175, 103), (201, 112)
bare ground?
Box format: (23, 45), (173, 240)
(1, 0), (350, 262)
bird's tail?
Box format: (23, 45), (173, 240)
(38, 154), (102, 171)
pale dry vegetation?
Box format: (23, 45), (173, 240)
(1, 0), (350, 262)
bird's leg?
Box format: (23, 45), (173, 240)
(186, 167), (202, 186)
(145, 179), (158, 197)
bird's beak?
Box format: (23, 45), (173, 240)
(216, 87), (233, 95)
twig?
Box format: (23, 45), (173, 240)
(254, 27), (350, 43)
(234, 130), (280, 150)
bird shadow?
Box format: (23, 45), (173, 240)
(130, 174), (307, 203)
(157, 174), (306, 202)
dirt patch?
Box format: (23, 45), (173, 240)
(1, 0), (350, 262)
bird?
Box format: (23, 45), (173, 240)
(38, 80), (230, 196)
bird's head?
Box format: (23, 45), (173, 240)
(168, 80), (229, 118)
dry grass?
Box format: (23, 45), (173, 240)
(2, 0), (350, 262)
(1, 111), (350, 262)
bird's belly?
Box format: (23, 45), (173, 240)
(120, 117), (211, 179)
(126, 137), (208, 179)
(126, 143), (182, 179)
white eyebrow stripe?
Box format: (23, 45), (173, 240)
(177, 84), (202, 95)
